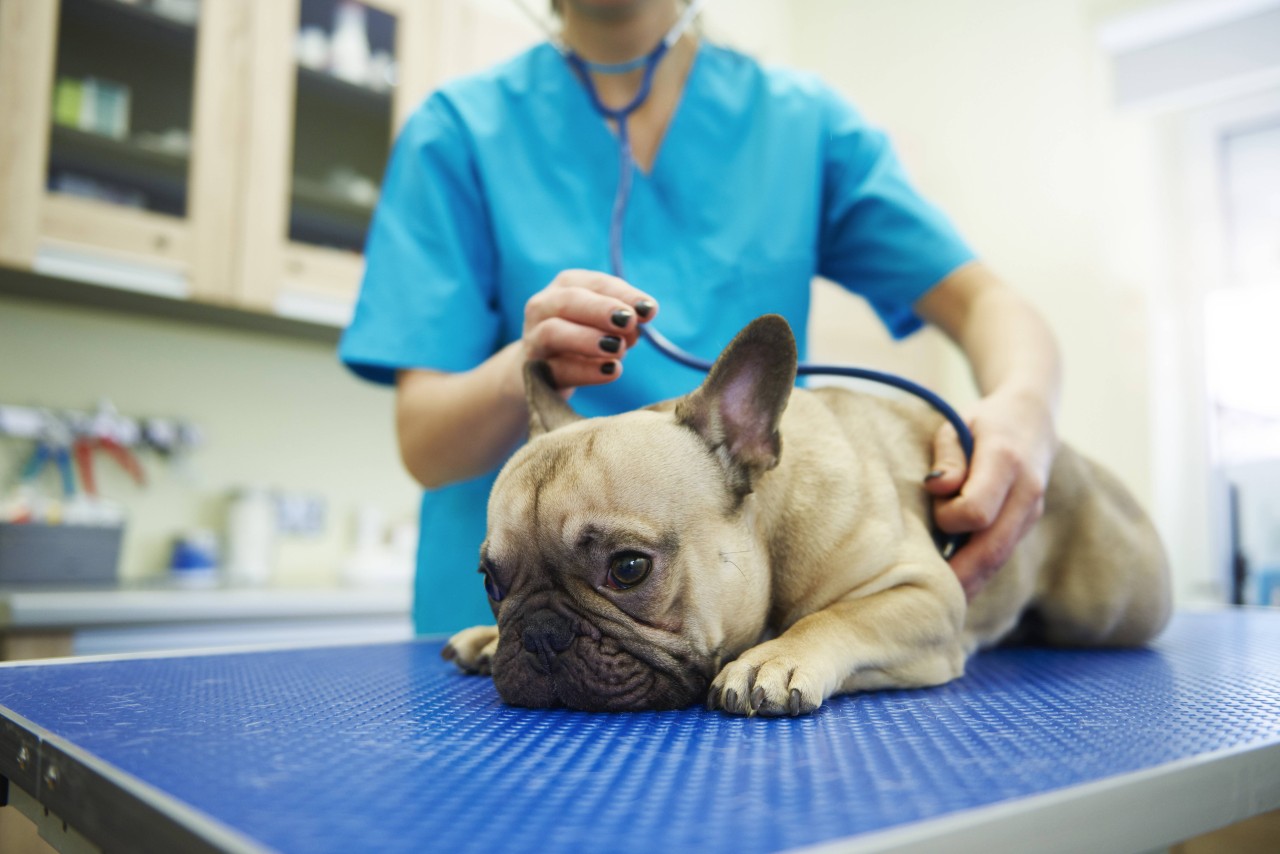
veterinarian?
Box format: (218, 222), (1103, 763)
(340, 0), (1062, 635)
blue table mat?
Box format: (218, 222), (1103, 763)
(1, 610), (1278, 853)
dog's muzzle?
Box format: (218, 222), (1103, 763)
(492, 611), (709, 712)
(521, 609), (575, 673)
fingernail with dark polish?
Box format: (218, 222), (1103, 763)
(635, 300), (655, 318)
(611, 309), (632, 328)
(600, 361), (616, 376)
(599, 335), (621, 354)
(924, 470), (945, 482)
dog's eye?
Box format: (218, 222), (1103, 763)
(607, 552), (652, 590)
(478, 562), (505, 602)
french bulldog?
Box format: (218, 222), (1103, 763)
(444, 315), (1171, 715)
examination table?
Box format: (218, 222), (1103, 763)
(0, 609), (1277, 853)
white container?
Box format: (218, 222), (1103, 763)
(329, 1), (371, 84)
(340, 504), (415, 588)
(296, 26), (330, 71)
(226, 487), (276, 587)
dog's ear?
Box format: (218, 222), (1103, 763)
(674, 315), (797, 496)
(525, 361), (583, 438)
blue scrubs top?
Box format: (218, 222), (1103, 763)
(340, 42), (975, 635)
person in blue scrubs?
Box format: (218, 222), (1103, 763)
(340, 0), (1063, 636)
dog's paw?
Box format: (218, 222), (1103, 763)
(707, 642), (831, 717)
(442, 625), (500, 675)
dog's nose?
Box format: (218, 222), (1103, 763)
(522, 610), (575, 673)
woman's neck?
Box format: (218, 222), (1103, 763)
(559, 1), (682, 65)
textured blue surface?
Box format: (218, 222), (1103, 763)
(1, 611), (1279, 853)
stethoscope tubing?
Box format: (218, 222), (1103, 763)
(638, 325), (976, 461)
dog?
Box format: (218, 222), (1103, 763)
(443, 315), (1171, 715)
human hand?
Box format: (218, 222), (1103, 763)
(924, 390), (1058, 599)
(519, 269), (658, 393)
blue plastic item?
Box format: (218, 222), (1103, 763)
(20, 439), (76, 497)
(0, 610), (1277, 853)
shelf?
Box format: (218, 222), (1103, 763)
(290, 177), (376, 253)
(295, 66), (393, 118)
(287, 212), (369, 255)
(47, 124), (189, 216)
(291, 177), (375, 224)
(0, 264), (341, 345)
(61, 0), (198, 54)
(50, 124), (188, 181)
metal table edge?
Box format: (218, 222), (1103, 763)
(0, 702), (272, 854)
(796, 738), (1280, 854)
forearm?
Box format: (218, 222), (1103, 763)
(918, 262), (1061, 417)
(394, 270), (657, 490)
(395, 343), (529, 489)
(960, 287), (1061, 424)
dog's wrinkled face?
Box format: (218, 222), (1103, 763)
(482, 317), (798, 711)
(482, 412), (742, 711)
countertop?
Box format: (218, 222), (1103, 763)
(0, 585), (412, 629)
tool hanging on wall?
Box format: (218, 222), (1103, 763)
(19, 417), (76, 499)
(70, 400), (147, 496)
(74, 435), (146, 497)
(0, 401), (200, 453)
(6, 415), (77, 525)
(1, 401), (202, 524)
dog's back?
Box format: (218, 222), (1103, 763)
(805, 384), (1172, 653)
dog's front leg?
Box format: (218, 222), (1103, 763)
(708, 570), (966, 716)
(443, 625), (500, 675)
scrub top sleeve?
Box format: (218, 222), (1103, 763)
(816, 87), (976, 340)
(339, 94), (500, 386)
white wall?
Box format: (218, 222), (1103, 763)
(0, 296), (420, 585)
(791, 0), (1156, 486)
(779, 0), (1280, 604)
(783, 0), (1216, 597)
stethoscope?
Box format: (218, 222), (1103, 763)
(515, 1), (972, 557)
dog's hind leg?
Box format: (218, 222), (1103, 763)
(1023, 449), (1172, 647)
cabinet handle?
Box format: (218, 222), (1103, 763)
(153, 234), (170, 252)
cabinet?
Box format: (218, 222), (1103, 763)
(0, 0), (248, 302)
(0, 0), (540, 327)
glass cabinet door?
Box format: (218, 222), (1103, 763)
(238, 0), (428, 325)
(235, 0), (542, 324)
(47, 0), (200, 219)
(0, 0), (250, 303)
(289, 0), (397, 255)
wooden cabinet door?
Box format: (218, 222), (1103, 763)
(237, 0), (436, 327)
(0, 0), (251, 306)
(0, 0), (60, 269)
